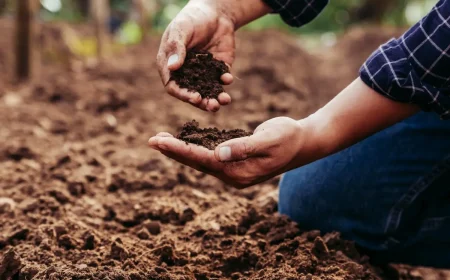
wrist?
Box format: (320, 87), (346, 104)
(296, 112), (335, 165)
(210, 0), (272, 29)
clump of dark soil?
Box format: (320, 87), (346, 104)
(177, 120), (252, 150)
(170, 50), (229, 99)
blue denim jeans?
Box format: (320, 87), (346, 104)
(279, 111), (450, 268)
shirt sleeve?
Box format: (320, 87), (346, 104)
(261, 0), (329, 27)
(359, 0), (450, 119)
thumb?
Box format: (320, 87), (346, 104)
(166, 34), (188, 72)
(214, 136), (262, 162)
(167, 49), (186, 72)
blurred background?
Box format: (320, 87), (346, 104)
(5, 0), (436, 31)
(3, 0), (438, 45)
(1, 0), (438, 83)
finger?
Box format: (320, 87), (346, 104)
(214, 135), (268, 162)
(206, 99), (220, 112)
(157, 23), (192, 84)
(160, 150), (217, 175)
(157, 31), (171, 85)
(148, 134), (171, 149)
(156, 132), (173, 137)
(221, 73), (233, 85)
(198, 99), (209, 111)
(217, 92), (231, 105)
(166, 26), (190, 72)
(156, 137), (223, 171)
(166, 81), (202, 105)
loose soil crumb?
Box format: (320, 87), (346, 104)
(170, 50), (229, 99)
(177, 120), (252, 150)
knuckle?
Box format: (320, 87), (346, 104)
(167, 39), (178, 47)
(178, 92), (191, 102)
(241, 141), (255, 159)
(174, 17), (190, 28)
(166, 83), (175, 93)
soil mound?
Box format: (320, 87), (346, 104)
(171, 50), (228, 99)
(177, 120), (252, 150)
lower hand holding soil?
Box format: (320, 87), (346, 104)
(168, 51), (233, 112)
(149, 117), (306, 188)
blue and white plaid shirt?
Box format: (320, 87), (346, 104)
(263, 0), (450, 119)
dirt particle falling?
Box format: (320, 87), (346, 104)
(177, 120), (252, 150)
(170, 51), (228, 99)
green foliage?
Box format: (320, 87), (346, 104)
(35, 0), (438, 35)
(153, 0), (436, 34)
(41, 0), (84, 22)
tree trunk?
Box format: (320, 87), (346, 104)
(15, 0), (40, 82)
(134, 0), (150, 43)
(0, 0), (7, 14)
(76, 0), (90, 18)
(351, 0), (397, 24)
(90, 0), (110, 60)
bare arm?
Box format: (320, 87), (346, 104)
(221, 0), (272, 28)
(149, 78), (419, 188)
(297, 78), (419, 166)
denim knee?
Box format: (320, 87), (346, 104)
(278, 157), (394, 249)
(278, 166), (341, 234)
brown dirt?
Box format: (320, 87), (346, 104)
(0, 20), (447, 279)
(170, 50), (229, 99)
(177, 120), (252, 150)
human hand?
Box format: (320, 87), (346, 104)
(148, 117), (305, 188)
(157, 0), (271, 112)
(157, 0), (235, 112)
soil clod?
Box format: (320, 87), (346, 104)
(0, 249), (22, 280)
(177, 120), (252, 150)
(143, 220), (161, 236)
(170, 50), (228, 99)
(111, 241), (129, 261)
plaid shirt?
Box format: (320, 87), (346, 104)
(263, 0), (450, 119)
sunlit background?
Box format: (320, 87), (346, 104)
(36, 0), (437, 29)
(36, 0), (438, 46)
(0, 0), (439, 55)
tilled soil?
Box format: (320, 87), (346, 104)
(177, 120), (252, 150)
(0, 21), (445, 279)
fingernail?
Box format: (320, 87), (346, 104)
(219, 146), (231, 161)
(168, 54), (179, 67)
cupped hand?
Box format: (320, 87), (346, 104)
(157, 0), (236, 112)
(148, 117), (306, 188)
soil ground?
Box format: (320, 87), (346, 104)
(0, 20), (449, 279)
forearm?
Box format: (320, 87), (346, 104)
(297, 78), (419, 164)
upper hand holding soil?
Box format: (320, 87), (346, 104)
(157, 0), (236, 112)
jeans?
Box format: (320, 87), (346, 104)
(279, 111), (450, 268)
